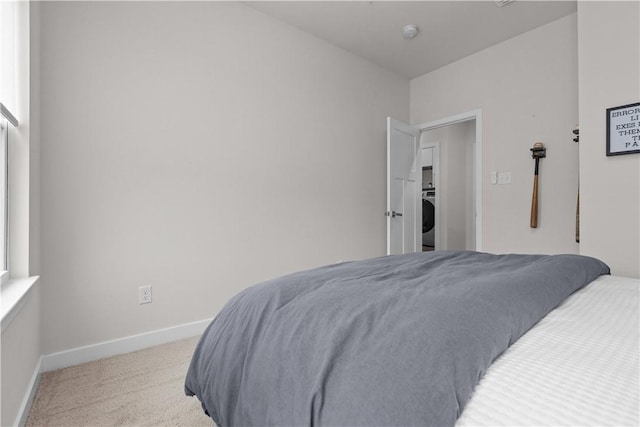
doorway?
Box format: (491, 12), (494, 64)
(421, 120), (475, 251)
(417, 110), (481, 252)
(386, 110), (482, 255)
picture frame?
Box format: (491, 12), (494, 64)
(606, 102), (640, 156)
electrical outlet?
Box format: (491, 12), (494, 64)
(139, 285), (152, 304)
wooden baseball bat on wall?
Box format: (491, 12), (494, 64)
(530, 142), (546, 228)
(531, 174), (539, 227)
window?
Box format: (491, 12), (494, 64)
(0, 119), (7, 274)
(0, 0), (18, 281)
(1, 1), (17, 114)
(0, 0), (38, 332)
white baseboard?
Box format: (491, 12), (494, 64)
(41, 318), (212, 372)
(14, 355), (42, 427)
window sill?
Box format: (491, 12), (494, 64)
(1, 275), (40, 333)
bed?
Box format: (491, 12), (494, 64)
(185, 250), (639, 426)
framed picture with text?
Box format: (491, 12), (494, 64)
(606, 102), (640, 156)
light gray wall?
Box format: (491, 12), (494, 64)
(39, 2), (409, 354)
(411, 14), (580, 255)
(577, 1), (639, 278)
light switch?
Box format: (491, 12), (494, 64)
(491, 171), (498, 185)
(498, 172), (512, 185)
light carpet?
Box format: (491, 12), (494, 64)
(26, 336), (213, 426)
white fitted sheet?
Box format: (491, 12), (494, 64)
(457, 275), (639, 426)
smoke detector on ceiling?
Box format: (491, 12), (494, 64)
(495, 0), (515, 6)
(402, 24), (419, 40)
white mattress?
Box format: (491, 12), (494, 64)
(457, 275), (640, 426)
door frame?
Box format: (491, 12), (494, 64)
(415, 109), (483, 251)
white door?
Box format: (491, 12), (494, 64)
(387, 117), (421, 255)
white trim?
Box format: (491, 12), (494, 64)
(417, 109), (480, 132)
(415, 109), (483, 251)
(41, 318), (212, 372)
(14, 356), (42, 427)
(0, 275), (39, 332)
(386, 117), (392, 255)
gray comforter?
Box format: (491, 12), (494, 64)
(185, 251), (609, 426)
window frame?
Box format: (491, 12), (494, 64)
(0, 105), (13, 284)
(0, 119), (7, 277)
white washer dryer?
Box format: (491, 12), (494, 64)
(422, 189), (436, 247)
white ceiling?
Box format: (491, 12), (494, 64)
(246, 1), (577, 79)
